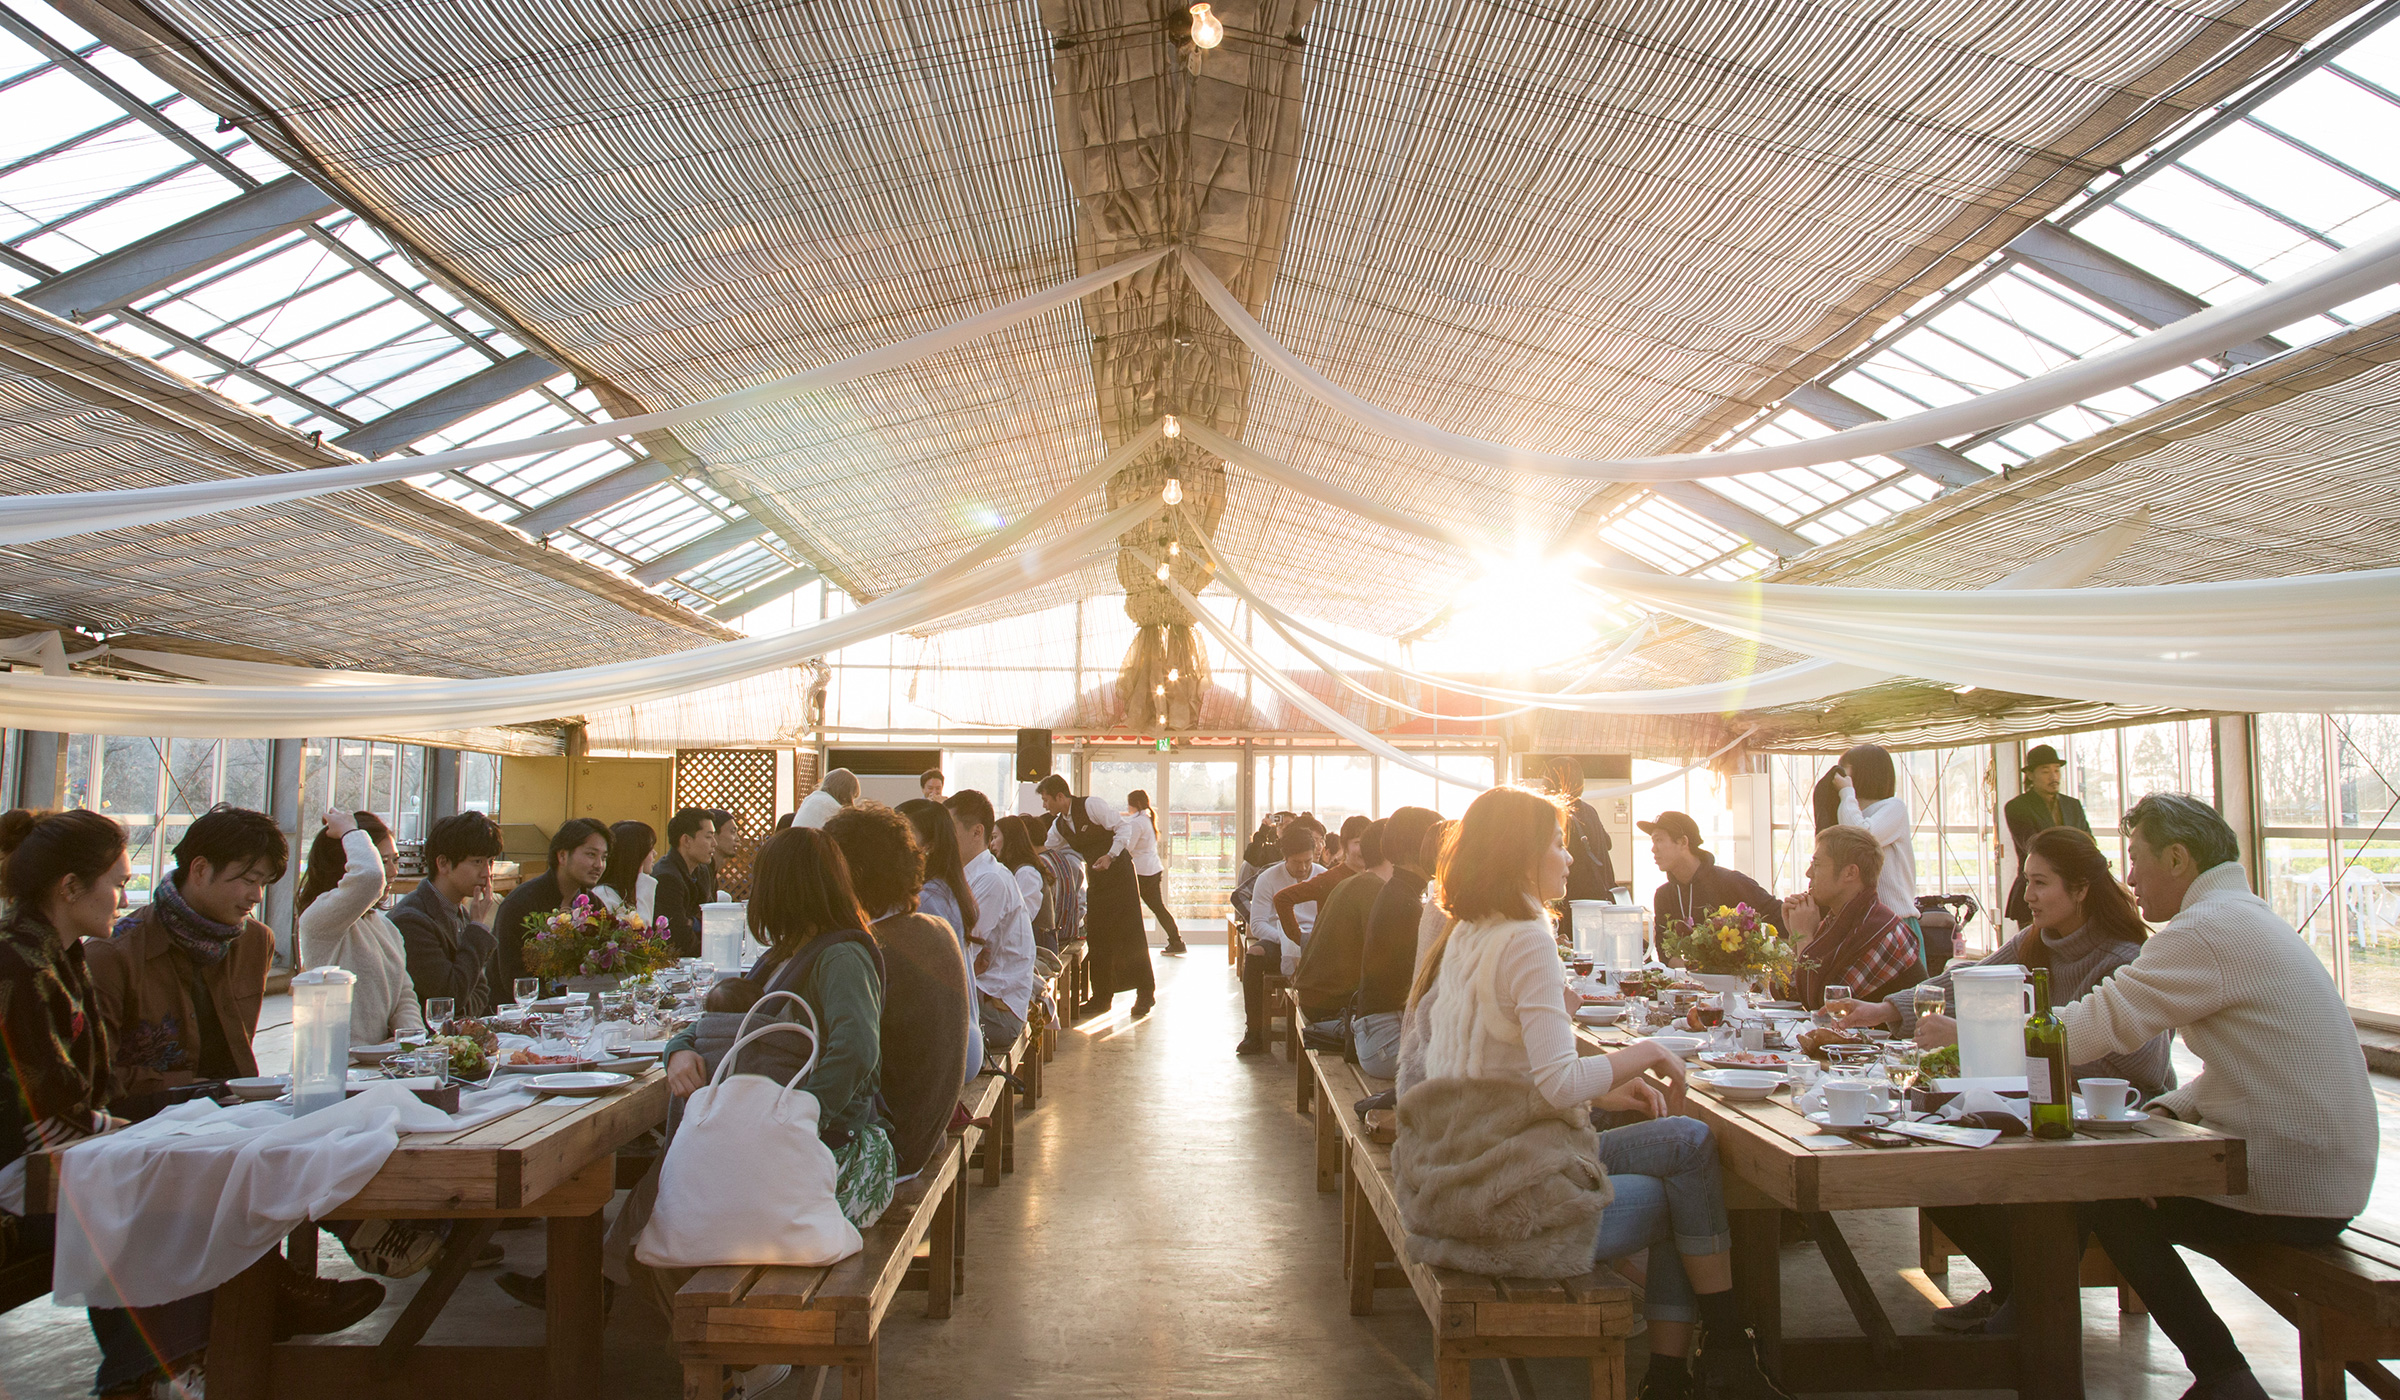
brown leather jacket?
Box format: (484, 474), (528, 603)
(84, 902), (272, 1102)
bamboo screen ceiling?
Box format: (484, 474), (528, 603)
(0, 302), (729, 675)
(129, 0), (2354, 641)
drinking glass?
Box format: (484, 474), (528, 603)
(514, 977), (541, 1007)
(424, 998), (455, 1033)
(1915, 984), (1946, 1021)
(1883, 1044), (1924, 1094)
(1816, 985), (1852, 1029)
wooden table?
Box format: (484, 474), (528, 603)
(31, 1069), (668, 1400)
(1578, 1027), (2245, 1397)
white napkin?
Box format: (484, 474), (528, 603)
(1937, 1087), (2031, 1124)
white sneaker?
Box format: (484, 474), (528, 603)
(154, 1361), (204, 1400)
(342, 1219), (445, 1279)
(723, 1364), (791, 1399)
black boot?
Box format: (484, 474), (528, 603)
(1638, 1355), (1694, 1399)
(1697, 1326), (1794, 1399)
(1163, 935), (1187, 956)
(271, 1258), (385, 1340)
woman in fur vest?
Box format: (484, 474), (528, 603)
(1398, 786), (1788, 1400)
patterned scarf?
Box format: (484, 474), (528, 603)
(136, 876), (245, 966)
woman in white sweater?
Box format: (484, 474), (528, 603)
(1407, 787), (1785, 1399)
(296, 810), (425, 1044)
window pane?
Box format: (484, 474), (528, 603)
(63, 734), (93, 810)
(222, 739), (271, 811)
(397, 744), (426, 843)
(2071, 730), (2122, 833)
(366, 742), (397, 817)
(2334, 716), (2400, 830)
(2264, 836), (2342, 993)
(2122, 722), (2186, 805)
(299, 738), (329, 815)
(334, 739), (368, 812)
(2257, 714), (2327, 826)
(100, 735), (159, 818)
(165, 739), (218, 815)
(461, 752), (500, 815)
(2184, 720), (2217, 807)
(1166, 759), (1241, 924)
(2340, 838), (2400, 1018)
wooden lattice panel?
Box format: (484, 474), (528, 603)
(675, 749), (777, 900)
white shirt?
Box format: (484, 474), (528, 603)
(1248, 860), (1322, 976)
(962, 849), (1036, 1020)
(1837, 789), (1918, 917)
(593, 872), (657, 929)
(794, 789), (845, 830)
(296, 829), (426, 1044)
(1011, 862), (1045, 918)
(1123, 810), (1164, 878)
(1044, 793), (1128, 860)
(1421, 916), (1615, 1111)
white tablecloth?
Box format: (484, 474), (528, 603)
(54, 1082), (534, 1308)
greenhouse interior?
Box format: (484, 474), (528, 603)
(2, 0), (2399, 1397)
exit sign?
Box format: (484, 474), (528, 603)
(1155, 736), (1170, 753)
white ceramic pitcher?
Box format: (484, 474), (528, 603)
(1951, 964), (2033, 1080)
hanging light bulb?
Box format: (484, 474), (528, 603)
(1188, 3), (1223, 48)
(1163, 477), (1184, 505)
(1155, 683), (1167, 697)
(1155, 560), (1171, 582)
(1167, 540), (1180, 557)
(1167, 668), (1180, 682)
(1162, 414), (1180, 439)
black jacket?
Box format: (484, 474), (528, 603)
(1355, 867), (1431, 1016)
(651, 851), (706, 958)
(388, 880), (499, 1017)
(2003, 790), (2091, 924)
(1651, 854), (1781, 949)
(1561, 799), (1616, 900)
(490, 870), (564, 995)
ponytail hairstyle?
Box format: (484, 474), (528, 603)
(295, 812), (392, 918)
(1410, 788), (1565, 1009)
(2020, 826), (2148, 970)
(3, 809), (127, 935)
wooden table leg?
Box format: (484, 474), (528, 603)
(1730, 1207), (1784, 1372)
(545, 1210), (606, 1399)
(207, 1250), (282, 1400)
(2011, 1201), (2084, 1399)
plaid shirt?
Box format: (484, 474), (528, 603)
(1, 916), (112, 1159)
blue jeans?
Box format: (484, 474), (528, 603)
(1590, 1116), (1732, 1323)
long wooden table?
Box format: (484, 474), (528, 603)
(30, 1069), (669, 1400)
(1578, 1026), (2245, 1398)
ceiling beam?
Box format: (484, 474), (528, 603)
(2007, 222), (2286, 366)
(706, 566), (823, 622)
(507, 459), (674, 538)
(1783, 385), (1990, 488)
(17, 175), (336, 319)
(333, 351), (562, 457)
(1648, 482), (1814, 558)
(630, 519), (771, 585)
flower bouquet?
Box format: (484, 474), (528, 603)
(1659, 902), (1798, 1007)
(525, 893), (678, 985)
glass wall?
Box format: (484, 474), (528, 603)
(2258, 713), (2400, 1019)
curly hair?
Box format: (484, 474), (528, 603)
(823, 802), (924, 919)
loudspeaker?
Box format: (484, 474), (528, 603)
(1015, 728), (1054, 783)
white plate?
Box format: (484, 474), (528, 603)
(526, 1072), (632, 1097)
(497, 1057), (600, 1074)
(1646, 1034), (1706, 1058)
(226, 1076), (287, 1101)
(1698, 1051), (1805, 1071)
(1573, 1005), (1624, 1025)
(1755, 1000), (1804, 1011)
(613, 1041), (670, 1057)
(2075, 1114), (2146, 1133)
(1696, 1070), (1785, 1101)
(1806, 1109), (1895, 1128)
(349, 1043), (406, 1064)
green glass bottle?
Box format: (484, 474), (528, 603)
(2025, 966), (2074, 1139)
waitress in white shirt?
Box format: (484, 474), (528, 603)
(1833, 743), (1924, 965)
(1122, 791), (1186, 956)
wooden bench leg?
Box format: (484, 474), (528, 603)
(1919, 1211), (1952, 1277)
(1022, 1041), (1042, 1109)
(682, 1362), (723, 1400)
(928, 1164), (958, 1319)
(1314, 1076), (1341, 1193)
(208, 1251), (282, 1399)
(1349, 1166), (1389, 1317)
(998, 1072), (1017, 1176)
(842, 1337), (879, 1400)
(1589, 1341), (1628, 1400)
(1436, 1356), (1472, 1399)
(953, 1149), (971, 1295)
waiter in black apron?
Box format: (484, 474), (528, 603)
(1038, 774), (1157, 1021)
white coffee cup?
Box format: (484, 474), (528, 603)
(1824, 1080), (1877, 1126)
(2081, 1077), (2135, 1120)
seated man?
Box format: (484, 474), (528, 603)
(705, 809), (746, 900)
(947, 790), (1037, 1050)
(1292, 819), (1388, 1023)
(650, 808), (714, 958)
(491, 817), (611, 993)
(2066, 794), (2375, 1400)
(88, 804), (287, 1111)
(391, 811), (505, 1018)
(1778, 824), (1923, 1008)
(1236, 826), (1322, 1055)
(1643, 810), (1776, 957)
(795, 768), (859, 829)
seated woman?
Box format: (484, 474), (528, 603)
(4, 811), (379, 1399)
(823, 803), (971, 1180)
(898, 798), (984, 1080)
(591, 820), (659, 929)
(664, 827), (896, 1229)
(1400, 787), (1787, 1399)
(1827, 826), (2170, 1333)
(991, 815), (1058, 954)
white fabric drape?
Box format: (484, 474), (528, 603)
(0, 250), (1171, 547)
(0, 498), (1158, 737)
(1580, 556), (2400, 711)
(1176, 226), (2400, 482)
(1180, 421), (1494, 555)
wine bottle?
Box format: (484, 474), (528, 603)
(2025, 966), (2074, 1139)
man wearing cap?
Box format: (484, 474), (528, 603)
(2003, 744), (2091, 929)
(1643, 811), (1779, 955)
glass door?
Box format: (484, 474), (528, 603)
(1166, 760), (1240, 928)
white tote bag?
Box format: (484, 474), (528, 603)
(635, 991), (863, 1268)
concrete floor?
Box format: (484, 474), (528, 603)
(2, 946), (2394, 1398)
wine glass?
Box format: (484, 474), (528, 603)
(514, 977), (541, 1009)
(1883, 1044), (1924, 1095)
(1816, 984), (1852, 1030)
(424, 998), (455, 1034)
(1915, 984), (1947, 1021)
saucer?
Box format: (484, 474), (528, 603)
(1806, 1109), (1894, 1128)
(2075, 1113), (2146, 1132)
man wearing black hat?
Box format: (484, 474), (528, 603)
(2003, 744), (2091, 928)
(1642, 811), (1779, 953)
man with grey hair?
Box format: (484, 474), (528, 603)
(2059, 792), (2374, 1400)
(794, 768), (858, 830)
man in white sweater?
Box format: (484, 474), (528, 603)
(2064, 794), (2375, 1400)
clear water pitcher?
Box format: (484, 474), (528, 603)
(700, 901), (749, 974)
(1950, 965), (2033, 1081)
(289, 966), (356, 1116)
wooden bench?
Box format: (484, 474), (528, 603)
(2194, 1224), (2400, 1399)
(965, 1045), (1018, 1189)
(1281, 984), (1314, 1114)
(1309, 1050), (1637, 1398)
(1917, 1212), (2144, 1313)
(673, 1134), (966, 1399)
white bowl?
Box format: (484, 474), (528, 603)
(1698, 1069), (1784, 1101)
(226, 1076), (287, 1101)
(1649, 1034), (1706, 1058)
(1573, 1004), (1625, 1025)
